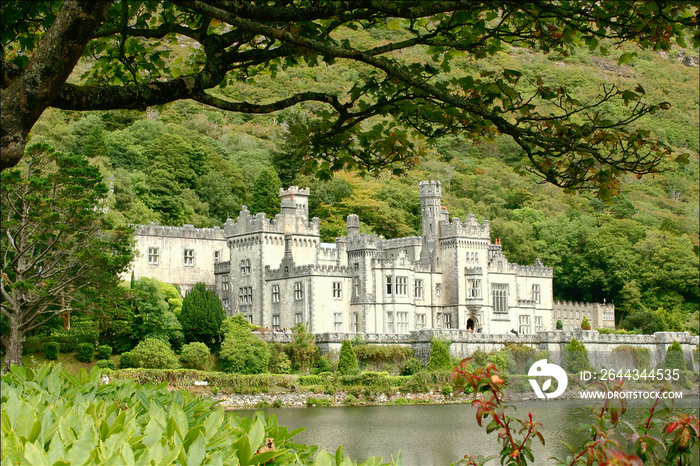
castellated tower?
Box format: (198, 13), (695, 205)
(419, 180), (442, 262)
(279, 186), (310, 220)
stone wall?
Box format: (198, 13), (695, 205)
(256, 329), (699, 372)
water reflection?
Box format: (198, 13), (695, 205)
(237, 398), (699, 465)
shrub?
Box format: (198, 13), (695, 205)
(353, 344), (413, 371)
(119, 351), (134, 369)
(287, 323), (319, 371)
(314, 355), (333, 373)
(298, 375), (323, 386)
(565, 338), (590, 373)
(76, 342), (95, 363)
(426, 338), (451, 371)
(129, 338), (180, 369)
(178, 282), (226, 346)
(96, 359), (115, 370)
(306, 397), (331, 407)
(664, 340), (687, 370)
(581, 316), (591, 330)
(401, 357), (423, 376)
(179, 342), (211, 371)
(337, 340), (358, 375)
(504, 343), (537, 374)
(220, 332), (270, 374)
(44, 342), (60, 360)
(556, 320), (563, 330)
(442, 384), (453, 396)
(97, 345), (112, 360)
(275, 352), (292, 374)
(361, 371), (389, 388)
(23, 336), (45, 354)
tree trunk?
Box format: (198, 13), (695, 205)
(1, 317), (24, 372)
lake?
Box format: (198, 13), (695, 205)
(238, 398), (700, 465)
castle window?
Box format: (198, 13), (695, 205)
(519, 315), (531, 334)
(492, 284), (508, 313)
(416, 314), (426, 329)
(467, 279), (481, 298)
(414, 279), (423, 299)
(272, 285), (280, 303)
(334, 313), (343, 332)
(148, 247), (160, 265)
(436, 283), (442, 297)
(294, 282), (303, 301)
(385, 276), (393, 296)
(395, 277), (408, 296)
(214, 250), (221, 263)
(444, 313), (452, 329)
(535, 316), (543, 332)
(532, 284), (540, 303)
(294, 313), (303, 324)
(352, 313), (359, 332)
(272, 314), (280, 329)
(604, 311), (614, 321)
(354, 262), (359, 270)
(183, 249), (194, 266)
(386, 312), (395, 333)
(222, 298), (229, 310)
(240, 259), (250, 275)
(238, 286), (252, 305)
(332, 282), (342, 299)
(397, 312), (408, 333)
(353, 277), (360, 297)
(222, 275), (229, 291)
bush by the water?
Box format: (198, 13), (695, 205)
(76, 342), (95, 363)
(179, 342), (211, 371)
(337, 340), (358, 375)
(401, 357), (424, 376)
(427, 339), (452, 371)
(220, 331), (270, 374)
(565, 338), (590, 373)
(664, 340), (687, 370)
(129, 338), (180, 369)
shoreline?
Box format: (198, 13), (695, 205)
(215, 387), (700, 410)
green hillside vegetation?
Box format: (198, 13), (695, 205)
(27, 34), (699, 333)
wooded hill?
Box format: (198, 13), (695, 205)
(28, 35), (699, 333)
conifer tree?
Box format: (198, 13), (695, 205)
(337, 339), (358, 375)
(250, 168), (281, 217)
(427, 338), (452, 371)
(178, 282), (226, 346)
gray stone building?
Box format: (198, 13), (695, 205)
(553, 300), (616, 330)
(212, 180), (555, 334)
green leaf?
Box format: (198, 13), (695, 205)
(315, 450), (333, 466)
(248, 419), (265, 452)
(186, 432), (207, 466)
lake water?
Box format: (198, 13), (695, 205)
(237, 398), (699, 465)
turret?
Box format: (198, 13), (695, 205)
(279, 186), (310, 219)
(419, 180), (442, 261)
(347, 214), (360, 237)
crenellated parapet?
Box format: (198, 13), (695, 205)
(317, 244), (339, 261)
(224, 205), (321, 237)
(279, 186), (310, 197)
(515, 259), (553, 278)
(381, 236), (422, 249)
(419, 180), (442, 198)
(554, 300), (614, 310)
(440, 214), (491, 239)
(346, 233), (381, 251)
(135, 223), (225, 240)
(265, 263), (350, 280)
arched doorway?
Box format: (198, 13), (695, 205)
(467, 318), (475, 330)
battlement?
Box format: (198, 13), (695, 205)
(419, 180), (442, 198)
(381, 236), (422, 249)
(280, 186), (310, 197)
(214, 261), (230, 274)
(265, 263), (350, 280)
(224, 206), (321, 237)
(515, 259), (553, 278)
(135, 223), (225, 240)
(346, 233), (380, 251)
(440, 214), (490, 239)
(554, 300), (615, 310)
(318, 243), (339, 261)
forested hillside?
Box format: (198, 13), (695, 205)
(27, 34), (699, 333)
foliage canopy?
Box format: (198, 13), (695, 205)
(2, 1), (698, 199)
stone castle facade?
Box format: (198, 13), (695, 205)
(553, 300), (616, 330)
(203, 180), (554, 334)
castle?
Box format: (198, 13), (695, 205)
(130, 181), (561, 334)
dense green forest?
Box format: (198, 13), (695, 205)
(28, 35), (699, 333)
